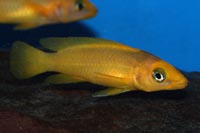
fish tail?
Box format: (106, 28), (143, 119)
(10, 41), (48, 79)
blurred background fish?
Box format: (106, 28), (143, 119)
(10, 37), (188, 97)
(0, 0), (97, 30)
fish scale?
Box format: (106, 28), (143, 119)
(10, 37), (188, 97)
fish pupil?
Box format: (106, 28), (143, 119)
(152, 69), (166, 82)
(155, 73), (162, 79)
(76, 2), (84, 11)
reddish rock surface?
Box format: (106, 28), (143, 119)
(0, 51), (200, 132)
(0, 111), (74, 133)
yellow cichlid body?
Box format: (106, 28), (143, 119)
(10, 37), (188, 97)
(0, 0), (97, 30)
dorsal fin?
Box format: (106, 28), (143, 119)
(39, 37), (125, 51)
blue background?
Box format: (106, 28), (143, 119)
(0, 0), (199, 72)
(83, 0), (199, 72)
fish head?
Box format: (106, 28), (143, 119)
(134, 59), (188, 92)
(59, 0), (97, 22)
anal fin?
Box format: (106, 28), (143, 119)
(92, 87), (132, 97)
(46, 74), (84, 84)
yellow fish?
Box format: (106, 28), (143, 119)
(0, 0), (97, 30)
(10, 37), (188, 97)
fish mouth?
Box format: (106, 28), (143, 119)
(85, 7), (97, 18)
(173, 80), (188, 90)
(176, 83), (188, 89)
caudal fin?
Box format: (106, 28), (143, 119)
(10, 41), (48, 79)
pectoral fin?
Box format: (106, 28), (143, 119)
(92, 87), (132, 97)
(26, 2), (53, 17)
(14, 23), (40, 30)
(46, 74), (84, 84)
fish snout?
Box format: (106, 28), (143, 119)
(174, 77), (188, 90)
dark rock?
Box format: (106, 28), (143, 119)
(0, 51), (200, 132)
(0, 110), (73, 133)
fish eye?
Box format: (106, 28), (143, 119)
(75, 1), (84, 11)
(152, 68), (166, 82)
